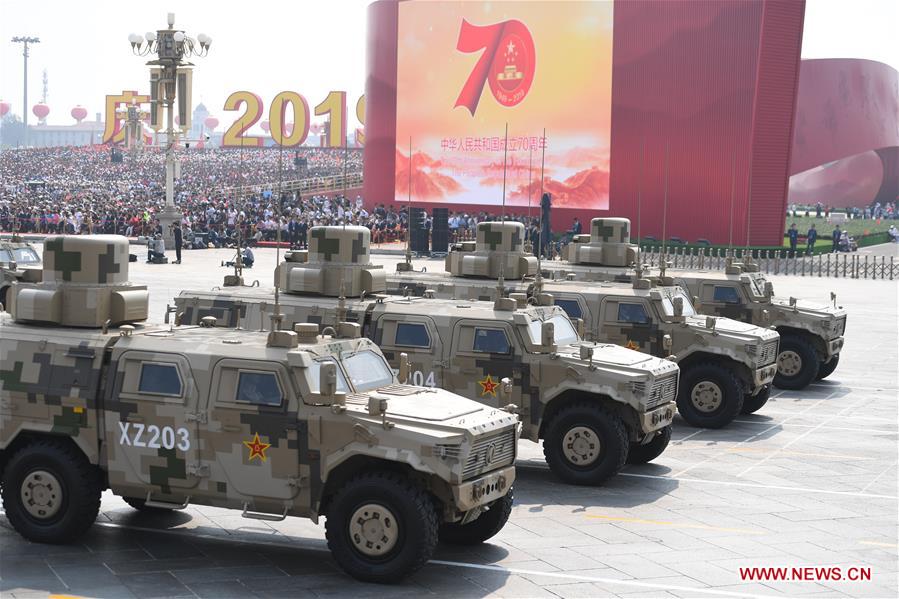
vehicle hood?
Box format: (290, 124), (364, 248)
(770, 296), (847, 319)
(684, 315), (778, 342)
(556, 342), (680, 378)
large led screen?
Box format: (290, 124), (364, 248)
(395, 0), (614, 210)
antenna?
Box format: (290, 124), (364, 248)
(535, 127), (547, 293)
(342, 129), (348, 229)
(745, 156), (754, 251)
(728, 149), (736, 252)
(501, 123), (509, 223)
(271, 137), (284, 332)
(526, 144), (533, 252)
(661, 141), (670, 275)
(406, 136), (413, 264)
(637, 136), (644, 245)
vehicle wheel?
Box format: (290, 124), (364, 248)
(676, 363), (744, 428)
(741, 386), (770, 415)
(542, 402), (628, 485)
(325, 471), (438, 583)
(122, 497), (174, 513)
(439, 487), (513, 545)
(1, 439), (101, 544)
(816, 354), (840, 380)
(774, 335), (819, 390)
(626, 425), (672, 465)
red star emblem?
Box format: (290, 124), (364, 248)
(479, 375), (499, 397)
(243, 433), (271, 462)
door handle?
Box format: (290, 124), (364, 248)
(460, 368), (479, 375)
(127, 415), (145, 423)
(222, 424), (241, 432)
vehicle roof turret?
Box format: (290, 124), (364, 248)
(446, 221), (537, 280)
(7, 235), (148, 327)
(275, 226), (387, 297)
(563, 217), (639, 267)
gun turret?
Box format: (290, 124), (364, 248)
(275, 226), (386, 297)
(7, 235), (148, 327)
(563, 218), (639, 267)
(445, 221), (537, 279)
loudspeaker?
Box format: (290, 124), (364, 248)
(431, 208), (448, 253)
(409, 207), (429, 253)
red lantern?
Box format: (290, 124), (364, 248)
(32, 103), (50, 119)
(310, 123), (323, 135)
(204, 116), (219, 130)
(260, 120), (270, 133)
(71, 106), (88, 123)
(0, 101), (10, 118)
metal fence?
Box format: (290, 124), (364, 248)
(639, 246), (896, 280)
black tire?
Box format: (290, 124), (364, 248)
(676, 363), (744, 428)
(325, 471), (438, 583)
(1, 438), (101, 544)
(774, 335), (820, 390)
(816, 354), (840, 380)
(542, 402), (628, 485)
(741, 386), (770, 415)
(626, 426), (672, 465)
(439, 487), (513, 545)
(122, 496), (175, 513)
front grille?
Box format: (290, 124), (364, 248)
(463, 427), (516, 480)
(646, 373), (678, 410)
(758, 340), (779, 366)
(831, 316), (846, 339)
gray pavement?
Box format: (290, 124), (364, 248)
(2, 246), (898, 598)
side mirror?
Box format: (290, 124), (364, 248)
(673, 296), (684, 316)
(398, 352), (411, 384)
(789, 296), (797, 308)
(761, 309), (770, 324)
(692, 295), (699, 307)
(541, 321), (555, 347)
(579, 344), (594, 361)
(705, 316), (717, 333)
(830, 291), (837, 308)
(765, 281), (775, 298)
(663, 334), (673, 352)
(574, 317), (585, 339)
(500, 377), (513, 399)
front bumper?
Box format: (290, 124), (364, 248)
(452, 465), (515, 512)
(639, 401), (676, 433)
(752, 364), (778, 390)
(825, 336), (844, 358)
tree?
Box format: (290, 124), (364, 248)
(1, 114), (27, 147)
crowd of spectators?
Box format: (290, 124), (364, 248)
(0, 145), (548, 248)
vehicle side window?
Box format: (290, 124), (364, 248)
(394, 322), (431, 348)
(713, 286), (741, 304)
(555, 298), (582, 319)
(138, 363), (183, 397)
(617, 303), (649, 324)
(473, 328), (511, 354)
(236, 371), (282, 406)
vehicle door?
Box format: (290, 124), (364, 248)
(202, 359), (301, 502)
(699, 282), (749, 320)
(551, 293), (594, 341)
(371, 313), (443, 388)
(106, 351), (200, 493)
(598, 297), (660, 355)
(446, 319), (520, 409)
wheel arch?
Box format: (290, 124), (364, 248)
(0, 431), (104, 488)
(537, 389), (638, 441)
(677, 352), (752, 389)
(776, 326), (827, 360)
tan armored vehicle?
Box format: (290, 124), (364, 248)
(387, 222), (780, 429)
(0, 235), (519, 583)
(547, 218), (847, 389)
(0, 236), (43, 308)
(174, 226), (681, 486)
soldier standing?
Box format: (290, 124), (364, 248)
(806, 224), (817, 253)
(831, 225), (841, 253)
(173, 222), (183, 264)
(788, 223), (798, 253)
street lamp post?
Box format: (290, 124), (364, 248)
(11, 36), (40, 147)
(129, 13), (210, 245)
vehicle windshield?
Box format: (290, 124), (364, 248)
(525, 312), (580, 347)
(657, 288), (698, 318)
(1, 247), (40, 264)
(342, 350), (396, 393)
(746, 274), (770, 300)
(303, 358), (350, 395)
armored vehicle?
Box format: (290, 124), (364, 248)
(174, 226), (681, 486)
(0, 236), (43, 308)
(0, 235), (519, 583)
(387, 222), (779, 429)
(544, 218), (847, 389)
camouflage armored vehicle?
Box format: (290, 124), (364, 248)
(0, 235), (519, 583)
(546, 218), (847, 390)
(174, 226), (681, 485)
(0, 236), (43, 308)
(387, 222), (780, 429)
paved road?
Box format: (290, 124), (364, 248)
(2, 249), (897, 598)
